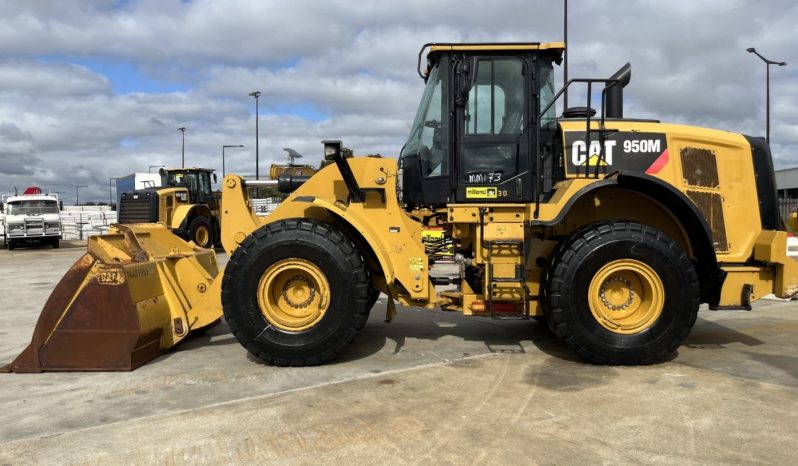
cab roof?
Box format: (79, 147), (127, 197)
(418, 42), (565, 78)
(161, 167), (215, 173)
(427, 42), (565, 53)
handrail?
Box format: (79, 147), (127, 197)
(533, 78), (621, 219)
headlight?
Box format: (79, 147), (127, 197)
(7, 223), (23, 235)
(46, 222), (60, 230)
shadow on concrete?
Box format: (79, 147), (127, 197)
(168, 303), (579, 367)
(740, 351), (798, 382)
(159, 308), (771, 373)
(684, 317), (764, 348)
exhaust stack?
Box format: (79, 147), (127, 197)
(605, 63), (631, 119)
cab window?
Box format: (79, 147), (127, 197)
(198, 172), (211, 195)
(465, 59), (525, 135)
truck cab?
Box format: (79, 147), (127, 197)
(2, 188), (62, 250)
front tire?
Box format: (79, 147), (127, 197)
(188, 216), (213, 248)
(222, 219), (371, 366)
(545, 221), (699, 365)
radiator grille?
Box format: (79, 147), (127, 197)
(119, 194), (156, 224)
(686, 190), (728, 252)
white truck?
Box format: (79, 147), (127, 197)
(2, 188), (62, 250)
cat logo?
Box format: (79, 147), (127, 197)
(466, 187), (498, 199)
(571, 140), (617, 166)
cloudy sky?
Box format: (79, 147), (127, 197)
(0, 0), (795, 203)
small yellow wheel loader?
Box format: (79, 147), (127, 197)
(5, 42), (798, 372)
(118, 167), (220, 248)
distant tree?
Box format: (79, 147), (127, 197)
(247, 185), (285, 200)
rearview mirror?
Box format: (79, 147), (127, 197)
(455, 57), (476, 106)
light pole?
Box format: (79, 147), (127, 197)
(108, 177), (118, 207)
(76, 185), (87, 206)
(249, 91), (262, 179)
(747, 48), (786, 144)
(177, 127), (186, 168)
(563, 0), (568, 110)
(222, 145), (245, 179)
(148, 164), (164, 173)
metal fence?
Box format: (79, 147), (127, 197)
(779, 199), (798, 223)
(250, 198), (282, 217)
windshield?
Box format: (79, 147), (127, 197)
(7, 200), (59, 215)
(401, 58), (450, 177)
(538, 63), (556, 129)
(165, 172), (198, 192)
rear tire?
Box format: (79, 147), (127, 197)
(367, 287), (380, 310)
(188, 216), (213, 248)
(544, 221), (699, 365)
(222, 219), (371, 366)
(7, 239), (15, 250)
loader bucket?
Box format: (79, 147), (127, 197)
(2, 224), (223, 372)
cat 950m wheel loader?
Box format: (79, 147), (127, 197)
(5, 42), (798, 372)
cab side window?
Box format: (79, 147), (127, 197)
(460, 57), (527, 179)
(465, 59), (525, 135)
(198, 173), (211, 195)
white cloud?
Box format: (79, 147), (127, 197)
(0, 0), (796, 202)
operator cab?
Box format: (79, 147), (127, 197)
(160, 167), (218, 208)
(400, 43), (563, 208)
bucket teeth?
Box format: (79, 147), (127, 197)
(2, 224), (222, 373)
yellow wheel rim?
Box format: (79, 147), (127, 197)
(257, 258), (330, 332)
(587, 259), (664, 334)
(195, 225), (210, 247)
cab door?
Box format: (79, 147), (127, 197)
(455, 56), (533, 202)
(197, 172), (218, 211)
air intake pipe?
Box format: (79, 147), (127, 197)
(605, 63), (631, 119)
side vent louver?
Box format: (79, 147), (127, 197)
(681, 147), (727, 252)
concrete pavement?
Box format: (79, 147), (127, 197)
(0, 244), (796, 464)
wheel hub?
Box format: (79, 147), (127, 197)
(195, 225), (209, 246)
(257, 258), (330, 332)
(599, 276), (635, 311)
(281, 275), (316, 309)
(588, 259), (664, 335)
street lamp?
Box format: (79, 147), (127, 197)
(249, 91), (262, 179)
(222, 145), (245, 179)
(177, 127), (186, 168)
(747, 47), (787, 144)
(148, 164), (165, 173)
(76, 185), (88, 206)
(563, 0), (568, 110)
(108, 177), (118, 207)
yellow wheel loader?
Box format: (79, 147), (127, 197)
(118, 167), (220, 248)
(5, 42), (798, 372)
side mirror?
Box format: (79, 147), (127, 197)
(455, 57), (476, 106)
(213, 173), (218, 184)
